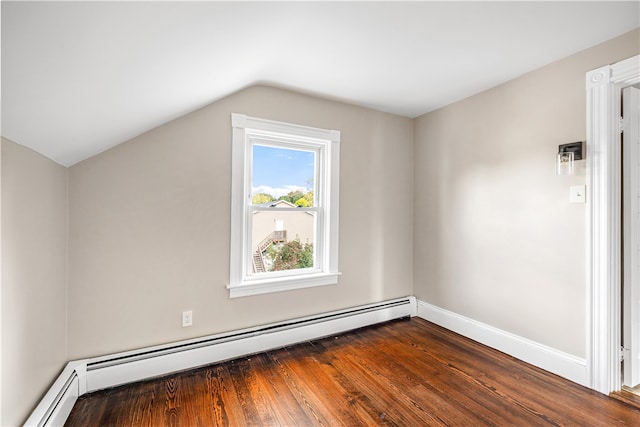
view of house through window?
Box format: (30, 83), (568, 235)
(250, 145), (317, 274)
(230, 113), (340, 298)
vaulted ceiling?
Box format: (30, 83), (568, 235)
(2, 1), (639, 166)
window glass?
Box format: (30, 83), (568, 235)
(251, 145), (316, 207)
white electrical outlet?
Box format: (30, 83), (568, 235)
(570, 185), (586, 204)
(182, 310), (193, 327)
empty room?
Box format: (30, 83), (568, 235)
(2, 1), (640, 426)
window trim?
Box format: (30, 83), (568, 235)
(229, 113), (340, 298)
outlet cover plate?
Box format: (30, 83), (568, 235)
(182, 310), (193, 327)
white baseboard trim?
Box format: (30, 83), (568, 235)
(416, 300), (588, 387)
(23, 361), (85, 427)
(24, 296), (416, 426)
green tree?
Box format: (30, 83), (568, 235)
(295, 197), (312, 207)
(293, 190), (314, 207)
(277, 189), (315, 206)
(252, 193), (274, 205)
(277, 190), (304, 204)
(270, 239), (314, 271)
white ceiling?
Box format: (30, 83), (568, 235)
(2, 1), (639, 166)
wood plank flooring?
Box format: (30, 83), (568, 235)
(65, 318), (640, 426)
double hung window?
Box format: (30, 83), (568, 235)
(229, 114), (340, 298)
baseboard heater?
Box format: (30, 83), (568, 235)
(24, 296), (416, 427)
(24, 362), (82, 427)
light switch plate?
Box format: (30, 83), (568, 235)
(570, 185), (586, 204)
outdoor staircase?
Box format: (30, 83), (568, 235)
(252, 231), (287, 273)
(253, 251), (266, 273)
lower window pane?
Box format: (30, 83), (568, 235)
(251, 210), (315, 273)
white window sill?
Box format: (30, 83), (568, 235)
(228, 272), (341, 298)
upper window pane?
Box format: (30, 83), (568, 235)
(251, 145), (316, 207)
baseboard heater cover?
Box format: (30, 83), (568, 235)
(24, 296), (416, 426)
(23, 362), (83, 427)
(85, 297), (415, 391)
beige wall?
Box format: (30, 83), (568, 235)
(413, 29), (640, 358)
(67, 85), (414, 359)
(1, 139), (68, 426)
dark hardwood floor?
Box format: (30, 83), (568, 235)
(65, 318), (640, 426)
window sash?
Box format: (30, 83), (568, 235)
(229, 113), (340, 298)
(246, 207), (321, 277)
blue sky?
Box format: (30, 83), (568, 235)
(252, 145), (315, 198)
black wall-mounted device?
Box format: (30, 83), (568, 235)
(558, 141), (583, 160)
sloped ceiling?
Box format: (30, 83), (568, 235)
(2, 1), (639, 166)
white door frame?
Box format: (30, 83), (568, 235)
(622, 86), (640, 388)
(587, 54), (640, 394)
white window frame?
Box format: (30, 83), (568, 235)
(229, 113), (340, 298)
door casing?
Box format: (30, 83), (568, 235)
(587, 55), (640, 394)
